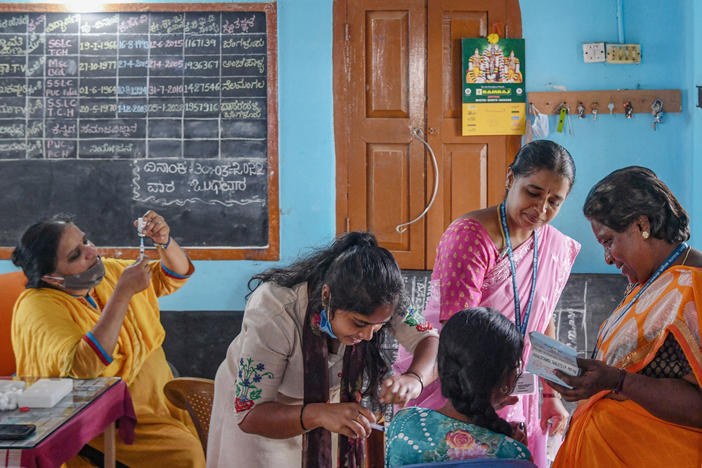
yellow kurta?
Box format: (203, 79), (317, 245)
(12, 258), (205, 468)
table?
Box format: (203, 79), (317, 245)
(0, 377), (136, 468)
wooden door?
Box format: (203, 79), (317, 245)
(334, 0), (522, 270)
(425, 0), (522, 269)
(336, 0), (427, 268)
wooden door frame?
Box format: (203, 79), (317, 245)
(333, 0), (351, 234)
(334, 0), (524, 261)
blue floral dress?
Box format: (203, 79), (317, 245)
(385, 407), (531, 467)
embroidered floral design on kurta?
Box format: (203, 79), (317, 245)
(235, 357), (274, 412)
(403, 308), (434, 332)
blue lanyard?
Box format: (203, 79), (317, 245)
(592, 242), (689, 358)
(499, 202), (538, 337)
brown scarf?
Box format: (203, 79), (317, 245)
(302, 300), (365, 467)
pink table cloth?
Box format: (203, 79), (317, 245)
(0, 378), (136, 468)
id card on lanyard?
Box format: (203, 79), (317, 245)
(499, 203), (539, 395)
(512, 372), (536, 395)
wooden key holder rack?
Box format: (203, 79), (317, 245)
(527, 89), (681, 115)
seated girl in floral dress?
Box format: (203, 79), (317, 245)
(386, 307), (532, 466)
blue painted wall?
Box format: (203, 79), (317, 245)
(521, 0), (694, 274)
(692, 1), (702, 238)
(1, 0), (698, 311)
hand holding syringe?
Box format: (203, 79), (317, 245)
(133, 211), (174, 258)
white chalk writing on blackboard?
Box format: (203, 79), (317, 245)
(132, 159), (266, 207)
(553, 279), (588, 357)
(401, 271), (433, 313)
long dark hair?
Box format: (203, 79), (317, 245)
(583, 166), (689, 244)
(249, 231), (404, 396)
(439, 307), (523, 436)
(510, 139), (576, 191)
(11, 216), (72, 289)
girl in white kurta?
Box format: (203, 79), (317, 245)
(207, 232), (439, 467)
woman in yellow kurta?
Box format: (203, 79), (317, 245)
(550, 167), (702, 467)
(11, 211), (205, 468)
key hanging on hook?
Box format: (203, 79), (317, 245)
(591, 102), (599, 121)
(651, 98), (664, 131)
(624, 101), (634, 119)
(608, 101), (615, 116)
(576, 102), (586, 119)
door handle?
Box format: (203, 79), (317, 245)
(394, 128), (439, 234)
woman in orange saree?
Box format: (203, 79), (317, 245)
(550, 167), (702, 467)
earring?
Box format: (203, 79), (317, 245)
(642, 231), (650, 239)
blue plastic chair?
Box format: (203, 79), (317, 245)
(400, 459), (538, 468)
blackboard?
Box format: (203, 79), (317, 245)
(551, 273), (628, 357)
(0, 3), (279, 260)
(400, 270), (629, 358)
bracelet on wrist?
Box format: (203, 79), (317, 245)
(542, 392), (561, 399)
(299, 403), (309, 432)
(155, 235), (171, 249)
(612, 369), (627, 394)
(403, 371), (424, 394)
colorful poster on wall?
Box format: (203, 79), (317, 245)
(461, 36), (526, 136)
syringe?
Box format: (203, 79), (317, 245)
(137, 217), (146, 258)
(370, 423), (385, 432)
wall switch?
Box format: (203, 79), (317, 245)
(583, 42), (605, 63)
(606, 43), (641, 64)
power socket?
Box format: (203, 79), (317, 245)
(606, 43), (641, 64)
(583, 42), (605, 63)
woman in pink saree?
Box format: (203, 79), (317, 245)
(394, 140), (580, 468)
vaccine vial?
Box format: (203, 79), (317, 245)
(137, 217), (146, 237)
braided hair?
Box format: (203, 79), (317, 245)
(438, 307), (523, 436)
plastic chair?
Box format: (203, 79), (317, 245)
(0, 271), (28, 376)
(400, 459), (538, 468)
(163, 377), (215, 455)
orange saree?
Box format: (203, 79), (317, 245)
(553, 266), (702, 468)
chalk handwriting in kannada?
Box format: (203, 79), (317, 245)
(0, 10), (270, 158)
(133, 159), (266, 207)
(222, 15), (256, 34)
(45, 15), (80, 34)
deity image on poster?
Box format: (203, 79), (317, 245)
(465, 37), (522, 84)
(461, 36), (526, 136)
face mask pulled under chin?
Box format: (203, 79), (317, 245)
(47, 257), (106, 290)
